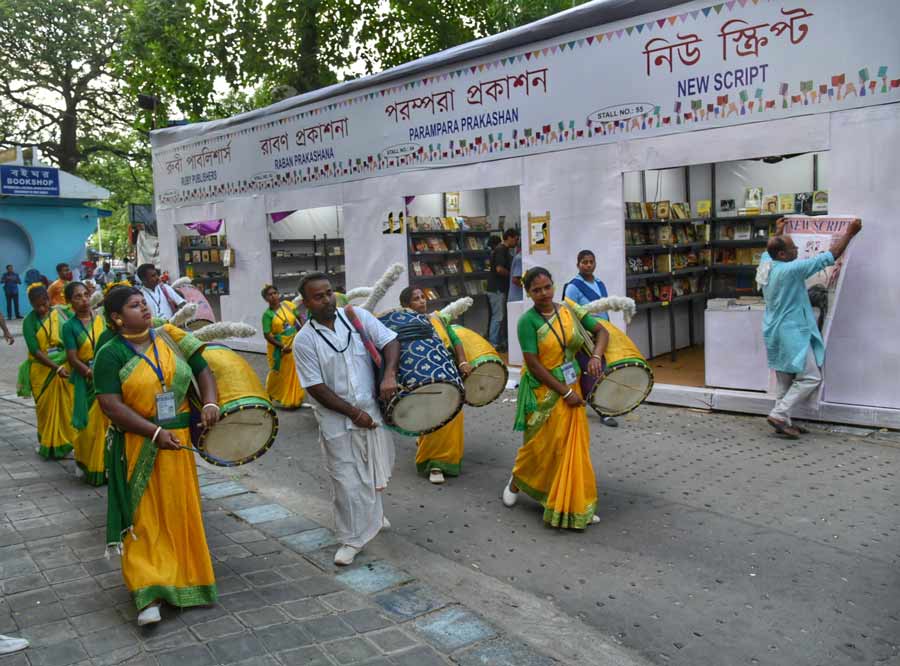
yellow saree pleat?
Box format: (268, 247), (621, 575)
(512, 306), (597, 529)
(31, 310), (75, 459)
(119, 337), (216, 609)
(265, 303), (305, 409)
(73, 315), (109, 485)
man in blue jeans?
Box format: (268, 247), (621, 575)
(564, 249), (618, 427)
(486, 228), (519, 351)
(2, 265), (21, 319)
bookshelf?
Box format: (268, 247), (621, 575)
(177, 237), (230, 315)
(270, 234), (345, 300)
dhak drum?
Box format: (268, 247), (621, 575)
(189, 343), (279, 466)
(449, 325), (508, 407)
(578, 320), (653, 417)
(377, 310), (463, 436)
(176, 284), (216, 330)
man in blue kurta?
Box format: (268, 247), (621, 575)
(758, 219), (861, 438)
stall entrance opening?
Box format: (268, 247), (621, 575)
(623, 152), (829, 390)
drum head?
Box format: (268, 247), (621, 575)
(197, 400), (279, 466)
(387, 381), (462, 436)
(589, 361), (653, 417)
(463, 360), (508, 407)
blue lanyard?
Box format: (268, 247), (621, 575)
(122, 329), (167, 391)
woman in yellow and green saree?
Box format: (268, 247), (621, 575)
(399, 287), (471, 484)
(18, 284), (76, 459)
(502, 267), (609, 529)
(94, 286), (220, 626)
(62, 281), (109, 485)
(261, 285), (305, 408)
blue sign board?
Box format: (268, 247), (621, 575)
(1, 165), (60, 196)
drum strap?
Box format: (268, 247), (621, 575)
(562, 303), (598, 359)
(155, 327), (201, 398)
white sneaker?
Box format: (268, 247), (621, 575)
(501, 477), (518, 507)
(137, 603), (161, 626)
(334, 545), (360, 566)
(590, 515), (600, 525)
(382, 516), (391, 530)
(429, 469), (445, 484)
(74, 465), (85, 479)
(0, 635), (29, 655)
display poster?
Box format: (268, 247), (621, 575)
(1, 165), (60, 197)
(528, 211), (551, 253)
(151, 0), (900, 210)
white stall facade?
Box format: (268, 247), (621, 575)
(150, 0), (900, 428)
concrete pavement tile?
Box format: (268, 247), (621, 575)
(275, 645), (332, 666)
(91, 646), (145, 666)
(234, 504), (293, 525)
(43, 563), (89, 584)
(188, 615), (245, 640)
(7, 586), (58, 610)
(227, 553), (303, 574)
(390, 645), (449, 666)
(52, 576), (103, 598)
(279, 598), (330, 621)
(226, 657), (280, 666)
(294, 575), (344, 597)
(1, 571), (48, 594)
(243, 539), (283, 556)
(228, 528), (267, 544)
(60, 591), (114, 616)
(203, 511), (248, 534)
(82, 624), (139, 657)
(156, 644), (215, 666)
(94, 570), (125, 589)
(204, 531), (233, 548)
(16, 524), (70, 542)
(207, 633), (268, 664)
(334, 561), (413, 594)
(254, 622), (315, 652)
(452, 639), (558, 666)
(322, 636), (380, 665)
(319, 591), (374, 612)
(24, 640), (89, 666)
(300, 615), (356, 642)
(212, 543), (254, 560)
(373, 585), (449, 621)
(105, 586), (135, 605)
(256, 580), (326, 604)
(255, 516), (321, 538)
(302, 547), (377, 574)
(280, 528), (336, 554)
(411, 607), (496, 653)
(216, 575), (250, 595)
(339, 608), (393, 633)
(242, 569), (288, 587)
(199, 481), (250, 500)
(176, 602), (230, 625)
(0, 526), (24, 547)
(0, 654), (28, 666)
(83, 556), (121, 575)
(218, 590), (268, 613)
(213, 560), (236, 578)
(5, 505), (43, 520)
(142, 627), (198, 653)
(69, 607), (126, 634)
(366, 628), (418, 653)
(235, 605), (287, 629)
(11, 516), (51, 531)
(274, 561), (321, 581)
(0, 552), (38, 578)
(19, 619), (77, 647)
(217, 493), (269, 512)
(30, 547), (80, 569)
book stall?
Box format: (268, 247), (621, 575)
(150, 0), (900, 427)
(175, 220), (232, 320)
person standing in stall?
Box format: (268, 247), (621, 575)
(47, 263), (71, 307)
(94, 286), (220, 626)
(2, 264), (21, 319)
(758, 218), (862, 439)
(502, 267), (609, 529)
(293, 272), (400, 566)
(62, 281), (109, 485)
(18, 284), (76, 459)
(261, 284), (305, 409)
(563, 249), (618, 428)
(399, 287), (472, 484)
(137, 264), (186, 320)
(486, 228), (520, 352)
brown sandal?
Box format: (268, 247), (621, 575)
(767, 416), (800, 439)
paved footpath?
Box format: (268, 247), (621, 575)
(0, 385), (645, 666)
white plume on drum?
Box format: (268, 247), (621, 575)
(89, 290), (104, 309)
(193, 322), (257, 341)
(171, 276), (193, 289)
(440, 297), (474, 321)
(585, 296), (637, 324)
(169, 302), (198, 327)
(344, 287), (373, 301)
(362, 263), (405, 312)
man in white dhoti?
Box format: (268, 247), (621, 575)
(293, 272), (400, 565)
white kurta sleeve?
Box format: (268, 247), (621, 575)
(293, 330), (324, 388)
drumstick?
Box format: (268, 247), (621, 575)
(174, 444), (234, 467)
(594, 374), (645, 392)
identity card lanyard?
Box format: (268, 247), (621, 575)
(77, 316), (97, 366)
(122, 329), (178, 423)
(314, 312), (352, 354)
(537, 305), (578, 386)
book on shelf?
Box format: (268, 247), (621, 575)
(210, 236), (219, 247)
(447, 282), (461, 297)
(778, 193), (795, 213)
(427, 237), (448, 251)
(672, 253), (688, 270)
(446, 259), (460, 274)
(751, 250), (765, 265)
(412, 261), (423, 276)
(794, 192), (813, 214)
(734, 223), (752, 240)
(655, 200), (671, 220)
(626, 202), (643, 219)
(689, 276), (701, 293)
(715, 248), (737, 264)
(744, 187), (763, 208)
(735, 248), (754, 265)
(674, 226), (689, 244)
(412, 239), (427, 252)
(673, 278), (688, 297)
(671, 202), (688, 220)
(192, 250), (202, 263)
(464, 216), (489, 230)
(718, 224), (735, 241)
(700, 248), (713, 265)
(466, 236), (483, 250)
(719, 198), (737, 216)
(430, 263), (446, 276)
(737, 207), (760, 217)
(424, 287), (442, 300)
(658, 225), (673, 244)
(643, 202), (656, 219)
(441, 217), (459, 231)
(464, 280), (485, 296)
(812, 190), (828, 213)
(627, 257), (646, 274)
(696, 200), (712, 218)
(210, 249), (220, 263)
(762, 195), (778, 215)
(462, 259), (474, 273)
(656, 254), (673, 272)
(657, 285), (674, 302)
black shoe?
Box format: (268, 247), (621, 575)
(601, 416), (618, 428)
